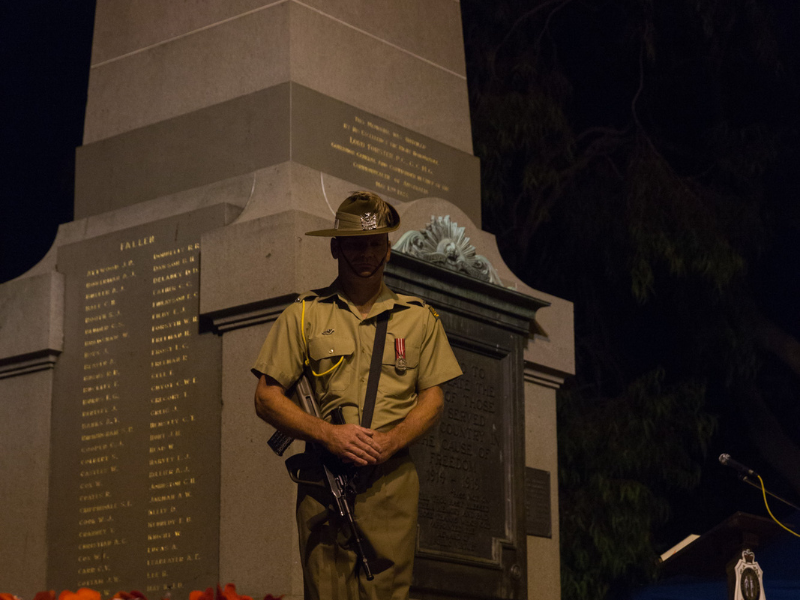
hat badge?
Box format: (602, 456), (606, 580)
(360, 212), (378, 231)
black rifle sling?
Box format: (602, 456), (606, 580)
(360, 310), (389, 428)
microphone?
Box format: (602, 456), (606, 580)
(719, 454), (759, 478)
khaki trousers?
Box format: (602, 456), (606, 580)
(296, 452), (419, 600)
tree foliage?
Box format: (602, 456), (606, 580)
(461, 0), (800, 598)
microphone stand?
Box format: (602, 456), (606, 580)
(738, 474), (800, 512)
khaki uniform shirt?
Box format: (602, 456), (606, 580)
(252, 280), (462, 431)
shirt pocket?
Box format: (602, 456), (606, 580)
(380, 334), (420, 398)
(307, 335), (355, 392)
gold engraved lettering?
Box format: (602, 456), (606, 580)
(332, 114), (452, 199)
(83, 359), (112, 370)
(78, 503), (118, 514)
(120, 235), (156, 251)
(151, 319), (185, 332)
(150, 418), (179, 429)
(81, 394), (118, 406)
(153, 248), (181, 260)
(152, 272), (182, 285)
(152, 294), (194, 308)
(366, 120), (390, 135)
(84, 311), (121, 324)
(86, 264), (120, 278)
(148, 518), (176, 528)
(151, 343), (189, 356)
(150, 330), (191, 345)
(85, 275), (121, 289)
(77, 528), (108, 538)
(79, 454), (111, 465)
(81, 407), (109, 418)
(80, 440), (121, 454)
(83, 334), (120, 347)
(80, 429), (120, 443)
(145, 556), (185, 567)
(70, 237), (207, 584)
(150, 392), (184, 404)
(152, 259), (182, 272)
(77, 565), (112, 575)
(149, 480), (180, 491)
(353, 162), (391, 181)
(152, 286), (177, 296)
(84, 288), (123, 301)
(149, 494), (177, 504)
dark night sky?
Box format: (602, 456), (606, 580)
(0, 1), (95, 284)
(2, 0), (800, 552)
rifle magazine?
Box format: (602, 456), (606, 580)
(267, 430), (294, 456)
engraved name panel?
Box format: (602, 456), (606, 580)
(48, 207), (226, 598)
(292, 84), (480, 214)
(412, 347), (507, 564)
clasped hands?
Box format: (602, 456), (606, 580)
(322, 423), (398, 466)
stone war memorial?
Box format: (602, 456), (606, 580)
(0, 2), (574, 600)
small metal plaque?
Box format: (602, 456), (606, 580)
(525, 467), (551, 538)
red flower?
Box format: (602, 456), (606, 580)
(32, 592), (55, 600)
(0, 593), (23, 600)
(58, 589), (101, 600)
(218, 584), (253, 600)
(189, 588), (214, 600)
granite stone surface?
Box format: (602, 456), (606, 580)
(77, 85), (291, 218)
(219, 323), (304, 599)
(85, 2), (472, 152)
(90, 0), (465, 76)
(199, 209), (337, 318)
(85, 2), (291, 143)
(0, 371), (53, 599)
(0, 272), (64, 371)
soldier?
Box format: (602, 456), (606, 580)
(252, 191), (462, 600)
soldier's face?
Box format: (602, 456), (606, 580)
(332, 234), (391, 277)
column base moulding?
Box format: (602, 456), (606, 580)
(203, 295), (297, 333)
(0, 349), (61, 379)
(523, 365), (566, 390)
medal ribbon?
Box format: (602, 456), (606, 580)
(395, 337), (406, 370)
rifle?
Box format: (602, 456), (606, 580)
(267, 375), (380, 581)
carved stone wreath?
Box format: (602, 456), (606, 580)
(393, 215), (502, 285)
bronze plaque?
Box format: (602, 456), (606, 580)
(48, 206), (227, 598)
(386, 253), (537, 599)
(412, 347), (508, 564)
(524, 468), (551, 538)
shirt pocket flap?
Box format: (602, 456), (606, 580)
(308, 336), (355, 360)
(382, 335), (419, 368)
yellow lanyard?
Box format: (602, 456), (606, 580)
(301, 299), (344, 377)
